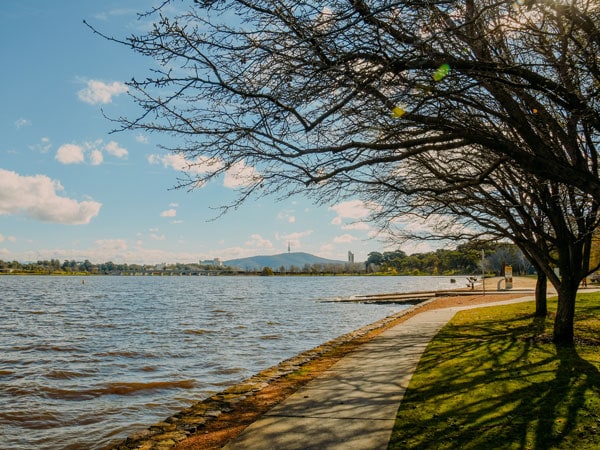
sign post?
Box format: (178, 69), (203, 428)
(505, 265), (513, 290)
(481, 250), (485, 296)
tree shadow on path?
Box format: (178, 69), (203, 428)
(388, 309), (600, 449)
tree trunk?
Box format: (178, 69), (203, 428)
(553, 280), (578, 347)
(535, 271), (547, 317)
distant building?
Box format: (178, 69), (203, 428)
(200, 258), (222, 267)
(348, 251), (355, 264)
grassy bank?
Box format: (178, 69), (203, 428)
(389, 293), (600, 449)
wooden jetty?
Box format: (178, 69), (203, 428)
(319, 289), (535, 305)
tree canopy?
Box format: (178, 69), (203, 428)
(91, 0), (600, 344)
(100, 0), (599, 203)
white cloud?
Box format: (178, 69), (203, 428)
(0, 234), (4, 243)
(276, 230), (313, 251)
(56, 144), (85, 164)
(329, 199), (380, 231)
(169, 203), (179, 207)
(15, 118), (31, 129)
(78, 79), (128, 105)
(8, 236), (16, 243)
(105, 141), (128, 158)
(90, 149), (104, 166)
(55, 140), (128, 165)
(148, 153), (223, 175)
(330, 199), (377, 220)
(30, 137), (52, 153)
(223, 160), (261, 188)
(333, 233), (358, 244)
(0, 169), (101, 224)
(135, 134), (149, 144)
(245, 234), (274, 249)
(161, 209), (177, 217)
(277, 210), (296, 223)
(150, 233), (166, 241)
(331, 216), (342, 225)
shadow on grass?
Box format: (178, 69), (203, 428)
(388, 301), (600, 449)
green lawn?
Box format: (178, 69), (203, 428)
(388, 293), (600, 449)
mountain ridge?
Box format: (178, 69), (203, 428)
(224, 252), (348, 271)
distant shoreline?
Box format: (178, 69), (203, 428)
(0, 271), (473, 277)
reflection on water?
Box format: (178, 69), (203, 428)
(0, 275), (456, 449)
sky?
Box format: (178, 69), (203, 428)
(0, 1), (433, 265)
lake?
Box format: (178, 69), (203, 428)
(0, 275), (458, 449)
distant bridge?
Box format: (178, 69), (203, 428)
(111, 269), (246, 276)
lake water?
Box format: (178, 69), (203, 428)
(0, 275), (458, 449)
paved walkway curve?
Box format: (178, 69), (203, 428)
(223, 297), (535, 449)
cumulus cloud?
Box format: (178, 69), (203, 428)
(0, 169), (101, 224)
(330, 199), (377, 220)
(90, 149), (104, 166)
(223, 161), (261, 188)
(56, 144), (85, 164)
(148, 153), (223, 175)
(105, 141), (128, 158)
(78, 79), (128, 105)
(55, 140), (128, 165)
(148, 154), (259, 189)
(161, 209), (177, 217)
(135, 134), (149, 144)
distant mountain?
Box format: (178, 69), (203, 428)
(224, 252), (347, 271)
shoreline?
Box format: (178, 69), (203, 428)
(109, 277), (538, 450)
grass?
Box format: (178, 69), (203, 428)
(388, 293), (600, 449)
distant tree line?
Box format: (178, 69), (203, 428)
(366, 243), (532, 276)
(0, 243), (534, 276)
(0, 259), (230, 275)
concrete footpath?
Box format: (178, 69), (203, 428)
(223, 296), (535, 450)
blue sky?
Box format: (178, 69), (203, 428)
(0, 1), (432, 265)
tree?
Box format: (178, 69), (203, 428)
(261, 266), (274, 276)
(371, 150), (600, 344)
(92, 1), (600, 344)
